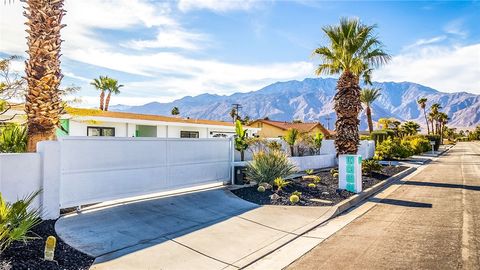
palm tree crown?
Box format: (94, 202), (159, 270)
(314, 17), (391, 84)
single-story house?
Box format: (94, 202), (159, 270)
(247, 119), (331, 138)
(2, 106), (260, 139)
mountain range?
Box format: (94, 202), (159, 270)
(111, 78), (480, 130)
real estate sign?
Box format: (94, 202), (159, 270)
(338, 154), (362, 193)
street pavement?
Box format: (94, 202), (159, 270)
(288, 142), (480, 270)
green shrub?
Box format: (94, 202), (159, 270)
(425, 135), (441, 151)
(305, 169), (314, 175)
(330, 168), (338, 176)
(0, 125), (27, 153)
(0, 191), (41, 252)
(362, 159), (382, 175)
(308, 183), (316, 188)
(333, 172), (339, 178)
(246, 150), (297, 184)
(371, 130), (395, 144)
(405, 136), (431, 154)
(257, 186), (266, 192)
(273, 177), (290, 192)
(375, 138), (413, 160)
(267, 140), (283, 152)
(360, 135), (371, 140)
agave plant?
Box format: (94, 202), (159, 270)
(246, 150), (296, 184)
(0, 190), (42, 252)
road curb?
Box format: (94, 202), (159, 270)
(332, 166), (416, 217)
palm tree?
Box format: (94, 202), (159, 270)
(430, 103), (442, 134)
(360, 88), (381, 133)
(437, 112), (449, 142)
(283, 128), (300, 157)
(24, 0), (66, 152)
(103, 78), (123, 111)
(313, 18), (390, 154)
(401, 121), (420, 136)
(171, 106), (180, 116)
(90, 76), (108, 110)
(417, 98), (430, 134)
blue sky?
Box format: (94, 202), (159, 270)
(1, 0), (479, 107)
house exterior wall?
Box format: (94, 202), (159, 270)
(251, 123), (285, 138)
(69, 120), (128, 137)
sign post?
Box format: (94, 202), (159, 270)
(338, 154), (362, 193)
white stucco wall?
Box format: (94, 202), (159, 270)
(0, 153), (42, 210)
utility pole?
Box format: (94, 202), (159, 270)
(231, 103), (242, 123)
(325, 115), (332, 130)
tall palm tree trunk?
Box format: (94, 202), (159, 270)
(99, 91), (105, 110)
(334, 71), (361, 154)
(104, 92), (111, 111)
(24, 0), (65, 152)
(423, 108), (430, 134)
(366, 105), (374, 133)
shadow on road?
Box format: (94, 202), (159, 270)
(400, 181), (480, 191)
(370, 198), (432, 208)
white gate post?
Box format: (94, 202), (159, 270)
(37, 141), (61, 220)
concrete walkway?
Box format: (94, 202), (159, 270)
(288, 142), (480, 270)
(55, 188), (333, 269)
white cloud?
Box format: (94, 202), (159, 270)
(443, 19), (468, 38)
(376, 43), (480, 94)
(404, 36), (446, 50)
(123, 27), (208, 50)
(178, 0), (261, 12)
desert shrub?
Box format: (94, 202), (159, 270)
(360, 135), (372, 140)
(375, 138), (414, 160)
(0, 191), (41, 252)
(246, 150), (297, 184)
(0, 125), (27, 153)
(257, 186), (266, 192)
(333, 172), (339, 178)
(308, 183), (316, 188)
(362, 159), (382, 175)
(303, 132), (323, 155)
(425, 135), (441, 151)
(267, 140), (283, 152)
(305, 169), (314, 175)
(405, 136), (431, 154)
(273, 177), (290, 192)
(330, 168), (338, 176)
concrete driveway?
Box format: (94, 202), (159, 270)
(55, 188), (333, 269)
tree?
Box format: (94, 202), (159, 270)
(234, 120), (248, 161)
(283, 128), (300, 156)
(313, 18), (390, 154)
(90, 76), (108, 111)
(417, 98), (430, 134)
(360, 88), (381, 133)
(430, 103), (442, 134)
(401, 121), (420, 136)
(171, 106), (180, 116)
(437, 112), (449, 142)
(103, 77), (123, 111)
(24, 0), (66, 152)
(0, 56), (26, 122)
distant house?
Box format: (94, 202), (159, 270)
(248, 119), (331, 138)
(3, 106), (260, 139)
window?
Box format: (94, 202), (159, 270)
(180, 131), (199, 138)
(87, 127), (115, 137)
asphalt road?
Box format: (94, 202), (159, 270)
(288, 142), (480, 270)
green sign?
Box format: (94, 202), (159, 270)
(345, 155), (356, 192)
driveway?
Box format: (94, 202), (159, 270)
(55, 188), (333, 269)
(288, 142), (480, 269)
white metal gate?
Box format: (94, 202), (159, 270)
(58, 137), (232, 208)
